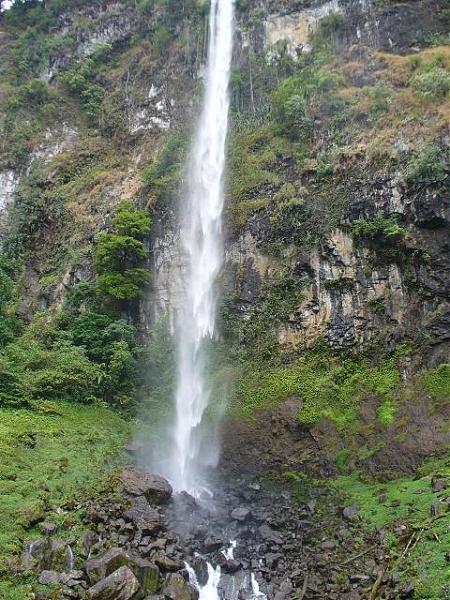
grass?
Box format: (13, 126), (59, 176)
(333, 455), (450, 599)
(0, 401), (130, 599)
(227, 347), (404, 427)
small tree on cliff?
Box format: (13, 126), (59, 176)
(95, 201), (151, 305)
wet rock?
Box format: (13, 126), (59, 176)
(431, 477), (448, 493)
(342, 505), (360, 521)
(124, 496), (161, 533)
(121, 468), (172, 504)
(209, 551), (227, 568)
(85, 548), (131, 584)
(155, 554), (183, 572)
(258, 524), (283, 545)
(163, 572), (199, 600)
(191, 556), (208, 586)
(80, 531), (100, 558)
(265, 553), (283, 569)
(202, 536), (223, 552)
(231, 508), (251, 522)
(130, 556), (160, 595)
(86, 566), (140, 600)
(39, 570), (61, 585)
(222, 559), (241, 574)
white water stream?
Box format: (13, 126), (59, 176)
(168, 0), (234, 494)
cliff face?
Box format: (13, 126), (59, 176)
(0, 0), (448, 379)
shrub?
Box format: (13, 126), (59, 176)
(62, 57), (104, 118)
(141, 132), (188, 201)
(95, 201), (151, 301)
(403, 145), (448, 189)
(412, 67), (450, 101)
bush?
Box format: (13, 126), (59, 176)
(95, 201), (151, 301)
(412, 67), (450, 101)
(62, 57), (104, 118)
(1, 339), (103, 406)
(403, 145), (448, 189)
(141, 132), (188, 201)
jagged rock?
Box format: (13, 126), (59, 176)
(231, 508), (251, 522)
(274, 579), (293, 600)
(85, 547), (160, 594)
(258, 524), (283, 545)
(40, 522), (58, 536)
(222, 559), (241, 574)
(431, 477), (448, 492)
(124, 496), (161, 533)
(202, 536), (223, 552)
(80, 531), (100, 558)
(155, 554), (183, 572)
(86, 566), (140, 600)
(342, 505), (360, 521)
(85, 548), (131, 584)
(163, 572), (199, 600)
(121, 468), (172, 504)
(191, 556), (208, 586)
(39, 570), (61, 585)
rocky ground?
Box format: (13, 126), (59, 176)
(16, 464), (444, 600)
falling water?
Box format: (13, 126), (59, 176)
(168, 0), (234, 493)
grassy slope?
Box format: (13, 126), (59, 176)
(0, 401), (130, 599)
(334, 456), (450, 599)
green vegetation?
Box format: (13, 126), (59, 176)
(0, 401), (129, 598)
(95, 201), (151, 302)
(403, 145), (449, 190)
(351, 212), (410, 262)
(141, 132), (189, 203)
(227, 344), (405, 427)
(334, 456), (450, 599)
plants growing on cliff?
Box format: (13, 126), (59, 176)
(95, 201), (151, 302)
(403, 145), (448, 190)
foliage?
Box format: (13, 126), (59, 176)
(420, 364), (450, 405)
(5, 167), (66, 255)
(411, 66), (450, 101)
(351, 212), (409, 262)
(0, 339), (103, 407)
(310, 12), (350, 49)
(227, 345), (404, 427)
(403, 145), (448, 189)
(62, 57), (105, 118)
(0, 255), (21, 346)
(333, 455), (450, 598)
(141, 132), (189, 202)
(0, 401), (129, 596)
(95, 201), (151, 302)
(271, 66), (343, 136)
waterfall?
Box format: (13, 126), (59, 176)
(168, 0), (234, 493)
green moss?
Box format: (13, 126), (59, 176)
(421, 364), (450, 404)
(228, 347), (403, 427)
(0, 402), (129, 589)
(333, 455), (450, 598)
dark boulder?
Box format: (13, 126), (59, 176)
(86, 566), (140, 600)
(124, 496), (161, 534)
(163, 572), (199, 600)
(121, 468), (172, 504)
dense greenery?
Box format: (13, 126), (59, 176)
(95, 200), (151, 302)
(0, 401), (129, 599)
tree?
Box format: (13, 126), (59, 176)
(95, 201), (151, 302)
